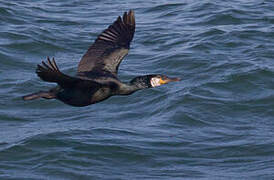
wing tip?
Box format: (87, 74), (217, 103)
(35, 57), (61, 82)
(128, 9), (135, 25)
(123, 9), (135, 26)
(96, 10), (136, 47)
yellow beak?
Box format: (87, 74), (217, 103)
(159, 77), (181, 84)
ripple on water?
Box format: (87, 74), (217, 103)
(1, 0), (274, 179)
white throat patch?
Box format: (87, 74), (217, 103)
(150, 77), (161, 87)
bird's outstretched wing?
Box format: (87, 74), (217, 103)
(36, 57), (101, 89)
(77, 10), (135, 76)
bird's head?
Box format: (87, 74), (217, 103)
(130, 74), (180, 89)
(148, 74), (181, 88)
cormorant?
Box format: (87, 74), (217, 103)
(23, 10), (180, 107)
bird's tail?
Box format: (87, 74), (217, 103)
(22, 91), (55, 100)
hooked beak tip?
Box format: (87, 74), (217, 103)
(174, 77), (181, 81)
(166, 77), (181, 83)
(171, 77), (181, 82)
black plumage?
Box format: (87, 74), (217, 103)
(23, 10), (180, 107)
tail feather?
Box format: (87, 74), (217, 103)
(22, 91), (55, 100)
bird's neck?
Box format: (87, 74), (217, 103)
(118, 75), (152, 95)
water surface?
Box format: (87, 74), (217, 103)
(1, 0), (274, 179)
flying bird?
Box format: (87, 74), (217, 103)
(23, 10), (180, 107)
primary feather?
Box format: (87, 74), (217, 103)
(77, 10), (135, 76)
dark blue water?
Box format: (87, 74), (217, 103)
(1, 0), (274, 179)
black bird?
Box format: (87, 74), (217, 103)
(23, 10), (180, 107)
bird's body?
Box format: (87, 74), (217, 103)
(23, 10), (180, 107)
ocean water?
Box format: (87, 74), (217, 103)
(1, 0), (274, 179)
